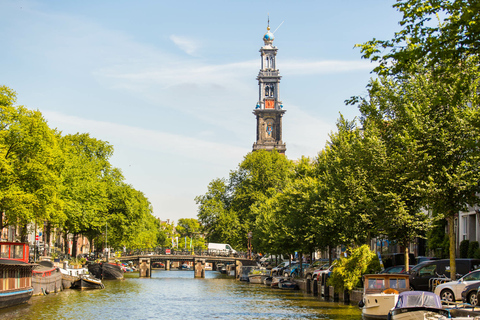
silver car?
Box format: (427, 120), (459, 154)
(434, 269), (480, 302)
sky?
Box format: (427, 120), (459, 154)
(0, 0), (403, 223)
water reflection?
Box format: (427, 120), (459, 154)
(0, 270), (362, 319)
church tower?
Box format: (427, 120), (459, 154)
(252, 21), (286, 155)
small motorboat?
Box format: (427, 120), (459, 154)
(71, 274), (105, 290)
(263, 276), (272, 286)
(360, 273), (410, 319)
(248, 267), (268, 284)
(271, 276), (288, 288)
(387, 291), (450, 319)
(278, 280), (297, 290)
(59, 261), (89, 289)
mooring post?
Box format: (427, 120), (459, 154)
(139, 258), (151, 278)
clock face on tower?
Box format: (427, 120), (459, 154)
(265, 99), (275, 109)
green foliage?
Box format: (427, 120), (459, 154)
(0, 85), (159, 250)
(0, 86), (64, 228)
(196, 150), (293, 251)
(469, 241), (479, 259)
(357, 0), (480, 76)
(460, 240), (470, 258)
(427, 218), (449, 258)
(327, 245), (381, 292)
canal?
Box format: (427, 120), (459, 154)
(1, 270), (362, 319)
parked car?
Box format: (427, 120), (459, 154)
(409, 259), (480, 291)
(284, 263), (309, 278)
(382, 253), (415, 269)
(313, 262), (336, 281)
(380, 265), (414, 274)
(434, 269), (480, 302)
(461, 281), (480, 305)
(271, 261), (292, 276)
(416, 256), (440, 264)
(304, 260), (328, 280)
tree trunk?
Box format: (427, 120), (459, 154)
(405, 246), (410, 273)
(46, 222), (51, 253)
(63, 230), (69, 256)
(72, 233), (78, 258)
(20, 223), (28, 243)
(448, 214), (457, 280)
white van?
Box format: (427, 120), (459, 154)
(207, 243), (237, 256)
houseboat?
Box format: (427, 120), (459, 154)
(32, 260), (62, 295)
(0, 242), (36, 309)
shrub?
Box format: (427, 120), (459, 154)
(474, 248), (480, 259)
(327, 245), (381, 293)
(468, 241), (479, 258)
(460, 240), (470, 258)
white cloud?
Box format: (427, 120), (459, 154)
(43, 110), (249, 165)
(170, 35), (200, 56)
(281, 59), (375, 75)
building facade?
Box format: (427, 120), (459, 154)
(252, 23), (286, 154)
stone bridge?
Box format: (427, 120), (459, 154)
(117, 254), (257, 278)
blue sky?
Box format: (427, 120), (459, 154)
(0, 0), (402, 223)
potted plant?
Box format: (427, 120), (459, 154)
(51, 251), (60, 262)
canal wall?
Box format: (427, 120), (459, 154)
(295, 279), (362, 305)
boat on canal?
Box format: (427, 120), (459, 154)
(248, 267), (268, 284)
(387, 291), (450, 319)
(360, 273), (410, 319)
(0, 242), (36, 309)
(59, 261), (90, 289)
(32, 260), (62, 295)
(71, 274), (104, 290)
(88, 261), (124, 280)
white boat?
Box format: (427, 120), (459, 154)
(388, 291), (449, 319)
(248, 267), (267, 284)
(360, 273), (411, 319)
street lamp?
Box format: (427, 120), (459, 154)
(248, 232), (253, 259)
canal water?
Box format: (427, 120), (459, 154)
(1, 270), (362, 319)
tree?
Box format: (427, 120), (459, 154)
(229, 150), (293, 250)
(196, 150), (293, 251)
(356, 0), (480, 280)
(0, 86), (64, 234)
(358, 0), (480, 76)
(351, 59), (480, 278)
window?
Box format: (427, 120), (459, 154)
(390, 278), (407, 289)
(368, 278), (385, 289)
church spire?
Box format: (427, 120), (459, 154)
(252, 19), (286, 155)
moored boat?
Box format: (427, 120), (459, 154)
(87, 262), (102, 279)
(102, 262), (124, 280)
(71, 274), (104, 290)
(360, 273), (411, 319)
(387, 291), (450, 319)
(59, 261), (89, 289)
(0, 242), (36, 309)
(87, 261), (124, 280)
(32, 260), (62, 295)
(278, 280), (297, 290)
(248, 267), (268, 284)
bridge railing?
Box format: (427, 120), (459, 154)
(119, 247), (249, 259)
